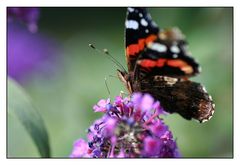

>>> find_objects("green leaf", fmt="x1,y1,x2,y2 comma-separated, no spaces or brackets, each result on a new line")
8,78,51,157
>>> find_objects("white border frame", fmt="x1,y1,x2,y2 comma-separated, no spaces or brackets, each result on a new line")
0,0,239,164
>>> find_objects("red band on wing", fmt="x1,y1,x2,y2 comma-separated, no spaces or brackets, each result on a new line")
138,59,167,68
167,59,193,74
126,34,157,57
138,59,157,68
157,59,167,67
167,60,187,67
138,59,193,74
145,35,157,43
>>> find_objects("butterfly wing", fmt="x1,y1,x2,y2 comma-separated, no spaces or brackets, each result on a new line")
125,7,159,72
137,76,215,122
125,7,200,79
136,27,201,79
124,7,214,122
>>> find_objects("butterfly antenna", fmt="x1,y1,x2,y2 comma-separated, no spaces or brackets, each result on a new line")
102,48,127,72
104,77,111,98
89,44,127,72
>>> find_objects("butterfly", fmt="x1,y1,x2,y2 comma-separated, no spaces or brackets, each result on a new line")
117,7,215,123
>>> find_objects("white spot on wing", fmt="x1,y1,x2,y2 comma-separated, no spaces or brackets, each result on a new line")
139,13,143,17
209,95,212,101
145,29,149,33
148,43,167,53
140,18,148,27
212,104,215,109
164,77,178,85
173,54,178,58
128,7,134,12
125,20,139,30
201,119,208,123
212,109,215,115
170,45,180,54
202,86,207,93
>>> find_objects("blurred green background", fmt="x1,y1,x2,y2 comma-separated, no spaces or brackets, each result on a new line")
7,7,233,158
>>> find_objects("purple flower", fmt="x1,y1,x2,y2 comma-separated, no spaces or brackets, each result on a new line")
70,139,90,158
70,93,180,158
7,23,61,84
7,7,40,33
148,120,168,138
140,93,155,111
143,137,161,157
102,118,117,137
93,98,110,112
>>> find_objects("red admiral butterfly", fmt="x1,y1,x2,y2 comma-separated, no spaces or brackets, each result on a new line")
118,7,215,123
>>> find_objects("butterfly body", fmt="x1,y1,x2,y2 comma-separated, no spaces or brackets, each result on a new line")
119,7,215,123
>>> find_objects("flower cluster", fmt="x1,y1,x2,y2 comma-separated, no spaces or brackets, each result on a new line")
70,93,180,158
7,7,40,33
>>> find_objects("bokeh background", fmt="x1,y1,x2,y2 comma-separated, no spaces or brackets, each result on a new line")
7,7,233,158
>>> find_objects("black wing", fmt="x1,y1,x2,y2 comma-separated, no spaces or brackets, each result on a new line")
125,7,159,72
137,76,215,122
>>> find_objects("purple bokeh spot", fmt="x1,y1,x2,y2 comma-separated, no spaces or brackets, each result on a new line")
7,23,61,84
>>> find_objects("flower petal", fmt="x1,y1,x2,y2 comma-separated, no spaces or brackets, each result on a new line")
70,139,89,158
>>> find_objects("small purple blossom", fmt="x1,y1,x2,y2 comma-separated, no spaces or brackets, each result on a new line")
143,136,161,157
7,7,40,33
149,120,168,138
93,98,110,112
71,93,180,158
70,139,90,158
140,93,155,112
